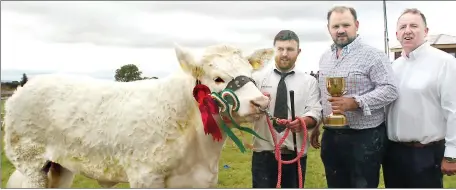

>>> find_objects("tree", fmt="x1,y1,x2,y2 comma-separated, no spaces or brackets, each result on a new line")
142,76,158,80
10,81,20,89
114,64,143,82
20,73,28,87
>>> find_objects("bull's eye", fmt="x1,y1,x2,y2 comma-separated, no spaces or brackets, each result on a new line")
214,77,225,83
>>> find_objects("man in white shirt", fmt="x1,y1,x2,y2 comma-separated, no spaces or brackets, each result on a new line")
251,30,322,188
384,8,456,188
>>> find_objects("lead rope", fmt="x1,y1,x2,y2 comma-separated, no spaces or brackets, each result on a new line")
265,116,308,188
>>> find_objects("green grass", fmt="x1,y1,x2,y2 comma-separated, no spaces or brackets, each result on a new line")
1,99,456,188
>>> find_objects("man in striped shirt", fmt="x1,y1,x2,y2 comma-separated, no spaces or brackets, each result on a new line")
314,6,398,188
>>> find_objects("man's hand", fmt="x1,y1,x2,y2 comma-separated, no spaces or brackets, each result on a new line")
328,97,359,114
285,116,316,133
285,118,302,133
442,159,456,176
310,126,321,149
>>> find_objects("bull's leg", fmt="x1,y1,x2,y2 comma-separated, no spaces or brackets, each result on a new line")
128,172,165,188
22,169,48,188
6,169,26,188
48,163,75,188
5,145,49,188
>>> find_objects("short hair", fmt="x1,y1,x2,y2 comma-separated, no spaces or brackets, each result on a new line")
273,30,300,47
327,6,358,22
398,8,427,27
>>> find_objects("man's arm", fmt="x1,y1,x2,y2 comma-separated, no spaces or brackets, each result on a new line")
301,77,323,129
441,58,456,158
353,51,399,116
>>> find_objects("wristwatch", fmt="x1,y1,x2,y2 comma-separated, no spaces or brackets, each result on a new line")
444,157,456,163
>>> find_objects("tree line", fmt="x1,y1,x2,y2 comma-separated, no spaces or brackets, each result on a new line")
1,73,28,90
1,64,157,90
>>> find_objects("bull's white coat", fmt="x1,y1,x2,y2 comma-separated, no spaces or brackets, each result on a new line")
3,44,274,188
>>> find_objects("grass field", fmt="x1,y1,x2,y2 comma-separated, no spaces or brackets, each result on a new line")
1,99,455,188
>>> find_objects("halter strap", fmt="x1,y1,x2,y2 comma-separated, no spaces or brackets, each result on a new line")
195,75,256,93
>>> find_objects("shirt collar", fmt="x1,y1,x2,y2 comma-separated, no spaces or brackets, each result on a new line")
330,34,361,54
273,63,297,74
401,41,429,60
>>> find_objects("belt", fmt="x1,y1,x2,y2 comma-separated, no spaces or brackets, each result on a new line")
272,148,295,155
395,139,445,148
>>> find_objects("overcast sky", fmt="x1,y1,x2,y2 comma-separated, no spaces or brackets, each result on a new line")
2,1,455,81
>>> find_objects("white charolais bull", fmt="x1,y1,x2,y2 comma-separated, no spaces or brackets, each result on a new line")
3,43,274,188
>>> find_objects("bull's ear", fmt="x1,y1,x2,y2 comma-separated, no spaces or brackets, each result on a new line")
174,43,204,78
246,48,275,71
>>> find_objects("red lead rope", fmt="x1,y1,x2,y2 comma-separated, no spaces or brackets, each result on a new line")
265,116,308,188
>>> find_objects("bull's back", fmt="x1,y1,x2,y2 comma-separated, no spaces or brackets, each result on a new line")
4,73,201,182
4,74,143,182
5,74,115,134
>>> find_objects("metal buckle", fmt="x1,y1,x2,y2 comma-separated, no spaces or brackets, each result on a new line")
257,106,276,120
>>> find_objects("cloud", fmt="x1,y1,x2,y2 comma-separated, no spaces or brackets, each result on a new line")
2,1,455,81
0,1,385,49
113,1,386,21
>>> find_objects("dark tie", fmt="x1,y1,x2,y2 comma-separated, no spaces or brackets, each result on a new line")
273,69,295,133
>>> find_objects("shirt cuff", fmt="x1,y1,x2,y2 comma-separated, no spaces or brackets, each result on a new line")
444,146,456,158
302,112,320,124
353,96,371,116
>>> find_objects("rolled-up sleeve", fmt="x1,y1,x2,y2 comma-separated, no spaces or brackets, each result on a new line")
302,77,322,124
354,52,398,116
442,58,456,158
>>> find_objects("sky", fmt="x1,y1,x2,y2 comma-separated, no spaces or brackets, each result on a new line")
2,1,456,81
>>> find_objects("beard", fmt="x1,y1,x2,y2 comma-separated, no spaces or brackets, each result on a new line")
333,34,357,48
275,56,297,71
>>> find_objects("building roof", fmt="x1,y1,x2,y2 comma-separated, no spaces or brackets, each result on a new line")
390,34,456,52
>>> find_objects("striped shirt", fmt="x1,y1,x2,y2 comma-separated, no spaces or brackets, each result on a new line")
318,36,398,129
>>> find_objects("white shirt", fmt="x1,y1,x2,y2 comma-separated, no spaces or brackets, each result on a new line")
251,64,323,154
386,42,456,158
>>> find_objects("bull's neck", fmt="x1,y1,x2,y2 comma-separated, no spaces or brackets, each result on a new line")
169,72,229,166
195,115,229,154
192,115,228,175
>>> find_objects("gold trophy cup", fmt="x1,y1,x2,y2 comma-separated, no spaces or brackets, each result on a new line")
324,77,347,127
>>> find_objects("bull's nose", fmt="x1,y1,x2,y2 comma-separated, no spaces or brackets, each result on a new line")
250,96,270,109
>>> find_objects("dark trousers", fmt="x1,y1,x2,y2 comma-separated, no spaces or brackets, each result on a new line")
320,122,387,188
382,139,445,188
252,151,307,188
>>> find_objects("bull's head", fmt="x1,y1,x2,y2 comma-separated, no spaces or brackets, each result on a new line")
175,43,273,123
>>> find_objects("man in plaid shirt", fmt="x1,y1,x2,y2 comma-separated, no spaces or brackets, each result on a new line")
311,6,398,188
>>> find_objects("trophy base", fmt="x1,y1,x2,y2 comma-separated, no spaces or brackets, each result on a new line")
323,115,349,129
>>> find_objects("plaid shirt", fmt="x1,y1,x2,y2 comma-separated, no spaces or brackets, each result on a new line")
318,36,398,129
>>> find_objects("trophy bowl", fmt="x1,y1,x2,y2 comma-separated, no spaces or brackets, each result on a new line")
324,77,347,127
